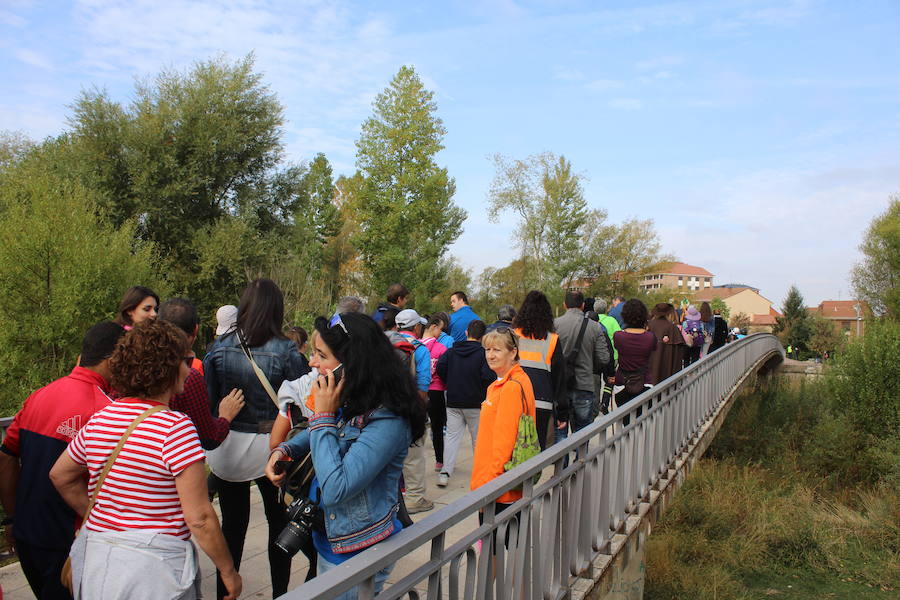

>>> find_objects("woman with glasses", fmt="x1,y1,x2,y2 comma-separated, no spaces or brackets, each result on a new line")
512,290,567,449
203,278,308,599
265,312,426,599
50,320,242,599
470,327,536,522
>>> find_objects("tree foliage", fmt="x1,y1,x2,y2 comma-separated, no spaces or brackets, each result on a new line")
352,65,466,307
0,164,161,413
587,218,674,300
774,285,811,351
852,197,900,318
807,313,846,358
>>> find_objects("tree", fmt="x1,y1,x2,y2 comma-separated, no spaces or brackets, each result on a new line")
730,312,752,331
488,153,591,292
0,164,161,413
852,197,900,318
352,65,466,306
67,54,285,268
587,219,674,300
808,313,846,358
710,297,732,321
774,285,812,351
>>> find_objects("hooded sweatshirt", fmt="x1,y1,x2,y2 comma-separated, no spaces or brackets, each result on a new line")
435,340,496,409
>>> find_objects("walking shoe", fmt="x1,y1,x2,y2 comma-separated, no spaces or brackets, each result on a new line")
437,472,449,487
405,497,434,514
434,462,443,472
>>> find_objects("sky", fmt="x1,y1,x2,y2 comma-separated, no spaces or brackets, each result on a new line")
2,0,899,307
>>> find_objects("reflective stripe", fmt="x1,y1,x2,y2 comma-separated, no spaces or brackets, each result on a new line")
515,330,558,372
534,400,554,411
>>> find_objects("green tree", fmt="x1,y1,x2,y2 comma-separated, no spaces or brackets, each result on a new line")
852,197,900,318
0,166,161,413
774,285,812,352
808,313,846,358
587,219,673,300
67,54,285,268
710,297,731,321
353,65,466,306
488,153,591,293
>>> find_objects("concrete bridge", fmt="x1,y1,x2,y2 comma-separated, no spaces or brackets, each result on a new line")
0,334,784,599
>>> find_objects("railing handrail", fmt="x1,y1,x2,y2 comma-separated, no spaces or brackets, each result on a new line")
281,333,784,599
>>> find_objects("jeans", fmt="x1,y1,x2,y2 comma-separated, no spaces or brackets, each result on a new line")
443,407,480,476
317,553,394,599
212,474,291,599
568,389,595,432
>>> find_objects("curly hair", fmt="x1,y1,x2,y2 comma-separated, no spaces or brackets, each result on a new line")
109,320,189,398
513,290,555,339
621,298,649,329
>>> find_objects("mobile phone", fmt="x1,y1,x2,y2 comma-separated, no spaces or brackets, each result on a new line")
274,458,293,475
330,363,344,385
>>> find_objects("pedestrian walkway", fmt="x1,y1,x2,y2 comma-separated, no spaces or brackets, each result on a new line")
0,433,478,599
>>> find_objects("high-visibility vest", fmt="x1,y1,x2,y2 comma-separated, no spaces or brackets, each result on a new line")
514,329,558,372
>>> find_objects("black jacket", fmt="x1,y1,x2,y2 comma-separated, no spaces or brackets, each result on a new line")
435,340,496,409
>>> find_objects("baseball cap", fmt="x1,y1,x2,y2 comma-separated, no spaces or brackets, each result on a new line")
215,305,238,336
395,309,426,329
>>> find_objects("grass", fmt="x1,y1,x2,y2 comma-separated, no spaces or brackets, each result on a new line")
644,378,899,600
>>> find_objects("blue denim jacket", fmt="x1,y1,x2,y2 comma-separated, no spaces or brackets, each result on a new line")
279,407,410,553
203,332,309,431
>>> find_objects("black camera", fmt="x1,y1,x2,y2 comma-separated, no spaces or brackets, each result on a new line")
274,496,323,557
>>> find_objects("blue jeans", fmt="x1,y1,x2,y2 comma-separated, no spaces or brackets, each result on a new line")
317,553,394,599
569,389,596,432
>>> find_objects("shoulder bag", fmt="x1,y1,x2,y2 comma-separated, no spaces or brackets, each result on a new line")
61,405,166,594
503,378,542,489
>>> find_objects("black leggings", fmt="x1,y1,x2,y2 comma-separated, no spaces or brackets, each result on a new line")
16,537,72,600
536,408,553,450
427,390,447,463
212,474,292,599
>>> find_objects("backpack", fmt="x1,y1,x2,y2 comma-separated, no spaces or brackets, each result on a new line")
684,321,705,348
391,336,419,380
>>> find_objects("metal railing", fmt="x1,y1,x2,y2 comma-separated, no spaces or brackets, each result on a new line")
284,334,784,600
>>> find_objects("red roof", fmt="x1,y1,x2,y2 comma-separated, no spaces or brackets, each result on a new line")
653,262,714,277
812,300,869,320
693,286,748,301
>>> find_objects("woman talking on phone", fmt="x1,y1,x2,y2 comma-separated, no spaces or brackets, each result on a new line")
265,312,426,599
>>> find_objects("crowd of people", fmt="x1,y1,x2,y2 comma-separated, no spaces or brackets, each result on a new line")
0,279,739,599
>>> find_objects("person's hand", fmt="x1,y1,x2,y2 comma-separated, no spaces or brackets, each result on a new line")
556,420,567,430
220,567,242,600
662,335,670,343
606,376,615,385
313,369,345,413
265,449,287,487
219,389,245,422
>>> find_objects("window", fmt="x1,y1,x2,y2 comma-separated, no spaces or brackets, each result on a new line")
842,321,851,331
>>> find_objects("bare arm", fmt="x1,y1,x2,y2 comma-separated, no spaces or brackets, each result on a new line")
270,414,291,449
0,452,20,551
176,461,242,600
49,452,89,517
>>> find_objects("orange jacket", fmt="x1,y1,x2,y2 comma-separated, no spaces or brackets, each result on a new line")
470,363,536,504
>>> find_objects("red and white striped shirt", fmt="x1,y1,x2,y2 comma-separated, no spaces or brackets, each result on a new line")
67,398,206,539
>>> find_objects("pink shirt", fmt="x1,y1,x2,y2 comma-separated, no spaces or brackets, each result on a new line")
422,337,448,391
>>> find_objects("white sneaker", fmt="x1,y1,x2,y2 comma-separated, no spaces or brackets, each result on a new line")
437,472,449,487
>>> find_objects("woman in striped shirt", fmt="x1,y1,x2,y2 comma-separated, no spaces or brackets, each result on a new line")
51,320,241,599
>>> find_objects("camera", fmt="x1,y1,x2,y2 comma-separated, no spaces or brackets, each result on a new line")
274,496,323,557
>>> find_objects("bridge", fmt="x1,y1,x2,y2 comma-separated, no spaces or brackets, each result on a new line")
0,334,783,599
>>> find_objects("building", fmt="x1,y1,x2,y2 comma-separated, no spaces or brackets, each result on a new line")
692,285,781,333
807,300,869,338
639,262,714,293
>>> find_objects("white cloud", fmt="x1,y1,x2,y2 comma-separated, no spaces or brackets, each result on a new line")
14,48,52,69
607,97,642,110
635,55,684,71
0,9,27,27
586,78,623,92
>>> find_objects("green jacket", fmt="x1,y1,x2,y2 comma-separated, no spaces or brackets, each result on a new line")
598,313,621,361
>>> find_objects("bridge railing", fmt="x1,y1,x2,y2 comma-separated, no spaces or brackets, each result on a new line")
280,333,783,600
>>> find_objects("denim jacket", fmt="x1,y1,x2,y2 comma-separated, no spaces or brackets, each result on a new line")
203,332,309,432
279,407,410,554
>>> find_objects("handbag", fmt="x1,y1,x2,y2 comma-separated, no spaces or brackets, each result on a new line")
61,405,165,594
503,379,542,489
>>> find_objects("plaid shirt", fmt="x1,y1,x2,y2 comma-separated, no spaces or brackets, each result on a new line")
170,368,230,449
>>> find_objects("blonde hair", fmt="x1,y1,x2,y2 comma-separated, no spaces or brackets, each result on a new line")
482,328,519,360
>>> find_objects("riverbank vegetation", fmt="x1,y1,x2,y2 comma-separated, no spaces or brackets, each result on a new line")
645,319,899,599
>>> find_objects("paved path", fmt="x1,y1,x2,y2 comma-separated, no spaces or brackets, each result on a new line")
0,432,479,599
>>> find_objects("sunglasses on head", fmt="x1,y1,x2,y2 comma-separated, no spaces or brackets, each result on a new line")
329,313,350,337
493,326,518,348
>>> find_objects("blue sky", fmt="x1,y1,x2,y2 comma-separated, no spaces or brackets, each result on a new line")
2,0,899,307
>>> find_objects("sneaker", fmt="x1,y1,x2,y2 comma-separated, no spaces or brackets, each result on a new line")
434,462,443,472
437,473,449,487
405,497,434,514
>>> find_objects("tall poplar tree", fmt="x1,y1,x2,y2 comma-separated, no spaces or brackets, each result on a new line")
352,66,466,307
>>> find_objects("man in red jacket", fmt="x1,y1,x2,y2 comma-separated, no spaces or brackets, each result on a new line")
0,321,125,600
